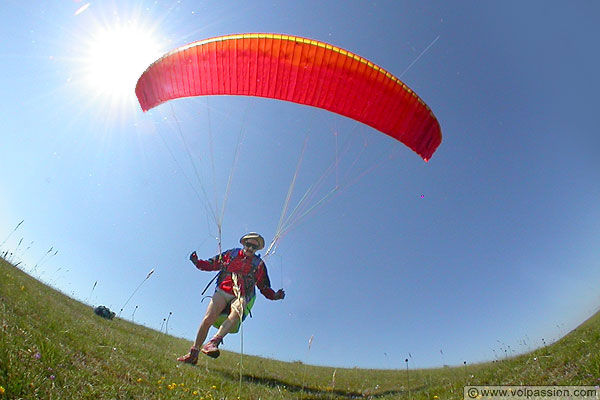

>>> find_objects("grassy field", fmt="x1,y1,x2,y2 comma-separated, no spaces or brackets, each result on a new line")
1,257,599,399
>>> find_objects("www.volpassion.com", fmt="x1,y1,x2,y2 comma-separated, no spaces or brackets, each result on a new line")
464,386,599,400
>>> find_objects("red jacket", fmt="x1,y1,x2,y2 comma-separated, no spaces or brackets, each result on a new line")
194,248,278,300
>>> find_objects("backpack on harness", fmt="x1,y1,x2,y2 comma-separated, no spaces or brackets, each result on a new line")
93,305,115,320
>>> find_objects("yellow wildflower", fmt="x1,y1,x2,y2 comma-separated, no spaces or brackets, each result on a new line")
136,378,143,383
211,385,217,390
192,391,198,396
0,386,5,395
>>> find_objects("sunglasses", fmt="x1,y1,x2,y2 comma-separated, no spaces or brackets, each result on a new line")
244,242,258,250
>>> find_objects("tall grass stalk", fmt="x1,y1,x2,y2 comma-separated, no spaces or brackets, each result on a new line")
131,305,138,323
118,268,154,317
300,334,314,399
86,281,97,305
405,358,410,398
0,219,24,250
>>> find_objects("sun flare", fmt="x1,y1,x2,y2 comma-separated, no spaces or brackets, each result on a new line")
84,22,163,102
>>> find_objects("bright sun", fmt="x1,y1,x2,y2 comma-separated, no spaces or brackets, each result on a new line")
84,23,164,102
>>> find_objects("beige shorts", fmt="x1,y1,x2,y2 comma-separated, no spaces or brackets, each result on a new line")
215,288,236,302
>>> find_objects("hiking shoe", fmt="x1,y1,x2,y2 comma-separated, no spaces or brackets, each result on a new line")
201,336,223,358
177,347,199,365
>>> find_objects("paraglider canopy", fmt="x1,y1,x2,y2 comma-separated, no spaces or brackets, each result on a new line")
135,33,442,161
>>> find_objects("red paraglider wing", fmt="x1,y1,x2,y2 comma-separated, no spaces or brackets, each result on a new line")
135,33,441,161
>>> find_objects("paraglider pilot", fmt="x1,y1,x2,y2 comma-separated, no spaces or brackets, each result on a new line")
178,232,285,363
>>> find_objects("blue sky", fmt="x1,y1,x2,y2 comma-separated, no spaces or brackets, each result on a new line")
1,1,599,369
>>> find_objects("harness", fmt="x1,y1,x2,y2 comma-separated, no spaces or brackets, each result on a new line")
201,248,262,300
202,248,262,333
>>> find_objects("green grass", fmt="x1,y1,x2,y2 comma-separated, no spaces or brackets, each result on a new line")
1,257,599,399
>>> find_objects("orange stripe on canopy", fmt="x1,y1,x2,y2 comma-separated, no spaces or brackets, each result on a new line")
135,33,442,161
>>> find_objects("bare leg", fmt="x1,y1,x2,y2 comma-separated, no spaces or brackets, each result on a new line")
215,296,246,339
192,291,228,349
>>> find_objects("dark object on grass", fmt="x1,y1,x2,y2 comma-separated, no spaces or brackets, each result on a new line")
93,305,115,320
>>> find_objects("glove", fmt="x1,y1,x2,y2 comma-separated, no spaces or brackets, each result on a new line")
189,251,198,265
260,287,285,300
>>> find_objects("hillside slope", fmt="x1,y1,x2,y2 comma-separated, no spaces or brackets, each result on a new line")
1,258,599,399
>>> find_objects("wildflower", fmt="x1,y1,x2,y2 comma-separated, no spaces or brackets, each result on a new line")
49,375,55,380
0,386,5,395
34,352,41,360
192,391,198,396
136,378,143,383
211,385,217,390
